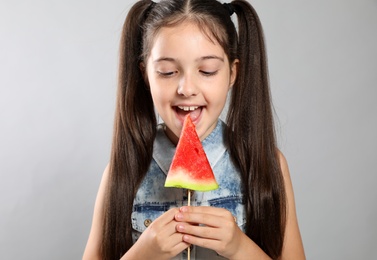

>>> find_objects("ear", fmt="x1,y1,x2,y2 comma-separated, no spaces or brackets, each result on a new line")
229,59,239,88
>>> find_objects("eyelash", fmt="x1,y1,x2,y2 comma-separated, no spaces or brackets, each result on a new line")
200,70,218,77
156,70,218,78
157,71,175,78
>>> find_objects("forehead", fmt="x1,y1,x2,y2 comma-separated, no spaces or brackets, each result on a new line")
149,22,226,61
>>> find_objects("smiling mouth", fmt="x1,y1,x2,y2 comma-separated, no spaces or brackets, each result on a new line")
177,106,199,111
175,106,203,121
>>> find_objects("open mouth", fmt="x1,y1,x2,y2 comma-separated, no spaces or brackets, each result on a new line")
177,106,199,111
175,106,203,121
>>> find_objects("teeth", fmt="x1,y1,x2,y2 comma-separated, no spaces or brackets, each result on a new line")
178,106,199,111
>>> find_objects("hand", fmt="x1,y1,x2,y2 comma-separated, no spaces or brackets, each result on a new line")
174,206,247,259
126,208,189,260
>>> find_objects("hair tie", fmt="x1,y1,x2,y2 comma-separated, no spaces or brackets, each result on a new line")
223,2,235,16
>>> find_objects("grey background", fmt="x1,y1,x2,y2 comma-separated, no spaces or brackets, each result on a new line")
1,0,376,259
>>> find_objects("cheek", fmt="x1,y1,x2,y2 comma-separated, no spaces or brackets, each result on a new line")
149,86,162,105
209,78,231,104
147,74,161,103
149,84,171,111
148,77,177,106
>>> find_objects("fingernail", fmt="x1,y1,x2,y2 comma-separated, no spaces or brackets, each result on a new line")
176,213,183,220
183,234,190,242
177,224,184,231
180,206,188,212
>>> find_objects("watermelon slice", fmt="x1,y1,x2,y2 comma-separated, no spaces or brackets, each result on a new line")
164,115,218,191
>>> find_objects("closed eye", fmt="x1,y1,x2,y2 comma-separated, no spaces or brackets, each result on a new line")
200,70,218,76
157,71,176,78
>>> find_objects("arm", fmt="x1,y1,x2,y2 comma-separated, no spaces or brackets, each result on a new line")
232,152,305,259
82,165,110,260
234,152,305,259
279,152,306,260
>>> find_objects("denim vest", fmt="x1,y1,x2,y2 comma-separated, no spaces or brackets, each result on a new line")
131,120,246,260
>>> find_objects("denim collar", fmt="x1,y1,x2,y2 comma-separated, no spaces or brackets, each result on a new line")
153,120,227,175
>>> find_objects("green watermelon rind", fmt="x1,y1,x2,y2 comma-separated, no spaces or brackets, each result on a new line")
165,170,219,191
164,182,219,192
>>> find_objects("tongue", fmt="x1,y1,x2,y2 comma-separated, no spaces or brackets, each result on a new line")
176,107,202,121
189,108,201,120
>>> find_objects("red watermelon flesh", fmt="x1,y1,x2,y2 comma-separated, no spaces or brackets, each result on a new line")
164,115,219,191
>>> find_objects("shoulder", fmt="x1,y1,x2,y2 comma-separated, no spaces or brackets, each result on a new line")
277,150,292,184
277,150,297,195
276,150,294,212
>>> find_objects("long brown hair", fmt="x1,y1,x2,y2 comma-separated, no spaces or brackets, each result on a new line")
102,0,286,259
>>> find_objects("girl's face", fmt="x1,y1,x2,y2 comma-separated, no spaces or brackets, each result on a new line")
146,21,237,144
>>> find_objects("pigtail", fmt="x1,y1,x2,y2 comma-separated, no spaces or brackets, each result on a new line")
102,1,156,259
227,1,287,258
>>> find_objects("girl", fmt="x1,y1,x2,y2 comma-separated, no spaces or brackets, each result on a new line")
83,0,305,259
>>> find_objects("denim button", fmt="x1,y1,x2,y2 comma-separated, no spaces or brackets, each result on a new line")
144,219,152,227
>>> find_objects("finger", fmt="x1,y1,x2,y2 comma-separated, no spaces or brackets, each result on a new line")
148,220,190,256
148,208,180,235
159,231,190,251
175,211,234,228
180,206,233,218
145,209,183,244
155,218,183,239
182,234,221,251
155,208,180,226
176,222,224,240
170,233,191,254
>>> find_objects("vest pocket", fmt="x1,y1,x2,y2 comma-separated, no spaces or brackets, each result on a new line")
207,195,246,230
131,203,178,242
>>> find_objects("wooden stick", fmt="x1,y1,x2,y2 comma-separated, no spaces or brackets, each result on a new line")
188,189,191,207
187,189,191,260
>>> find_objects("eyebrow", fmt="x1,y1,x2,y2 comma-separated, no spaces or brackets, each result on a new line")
153,55,224,63
199,55,224,62
153,57,176,63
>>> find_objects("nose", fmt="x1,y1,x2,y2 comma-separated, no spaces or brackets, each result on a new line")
177,74,199,97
